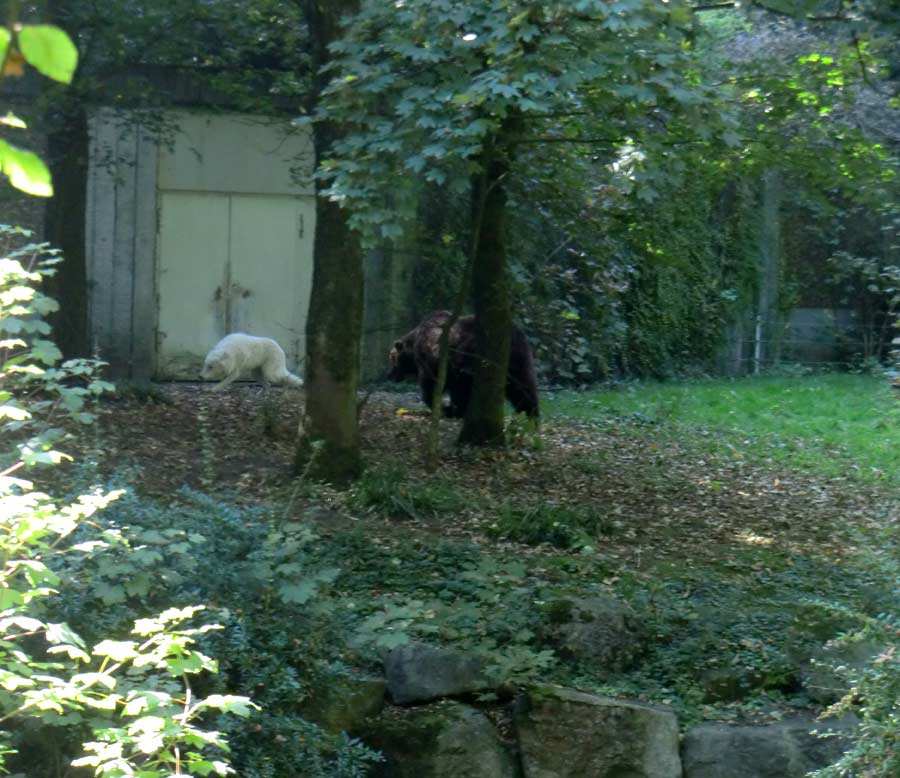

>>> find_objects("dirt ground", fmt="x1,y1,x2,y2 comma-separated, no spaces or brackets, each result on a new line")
54,382,893,571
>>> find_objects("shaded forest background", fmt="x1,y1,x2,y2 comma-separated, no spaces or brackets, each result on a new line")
1,1,897,386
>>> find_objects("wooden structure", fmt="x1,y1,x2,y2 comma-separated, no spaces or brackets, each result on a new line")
85,109,316,381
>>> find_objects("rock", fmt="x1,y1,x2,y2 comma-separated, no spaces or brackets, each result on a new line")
364,700,516,778
682,716,857,778
385,642,490,704
515,685,681,778
544,595,641,673
300,670,386,735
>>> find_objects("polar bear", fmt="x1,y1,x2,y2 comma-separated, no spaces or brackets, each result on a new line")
201,333,303,391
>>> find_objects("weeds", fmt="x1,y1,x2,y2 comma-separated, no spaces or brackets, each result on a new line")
348,464,467,520
487,501,614,549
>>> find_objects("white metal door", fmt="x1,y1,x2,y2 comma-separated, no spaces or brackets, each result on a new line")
229,195,314,371
155,192,314,379
156,191,229,378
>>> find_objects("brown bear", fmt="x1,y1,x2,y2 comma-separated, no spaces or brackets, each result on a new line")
388,310,539,418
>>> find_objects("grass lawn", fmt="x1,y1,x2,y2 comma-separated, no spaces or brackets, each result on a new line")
545,372,900,485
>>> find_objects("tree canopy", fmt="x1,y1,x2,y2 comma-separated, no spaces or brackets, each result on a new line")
317,0,728,243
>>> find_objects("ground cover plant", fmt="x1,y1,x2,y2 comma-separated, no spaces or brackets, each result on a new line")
44,374,899,749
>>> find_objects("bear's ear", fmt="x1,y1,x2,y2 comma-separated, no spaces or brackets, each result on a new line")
394,339,404,351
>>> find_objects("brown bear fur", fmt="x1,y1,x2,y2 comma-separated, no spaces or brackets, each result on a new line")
388,310,539,418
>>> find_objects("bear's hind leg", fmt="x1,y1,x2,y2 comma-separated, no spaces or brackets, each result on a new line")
506,375,539,418
419,374,436,409
445,374,472,418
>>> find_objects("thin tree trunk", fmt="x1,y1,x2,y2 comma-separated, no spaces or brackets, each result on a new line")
294,0,364,483
424,170,488,469
458,123,518,446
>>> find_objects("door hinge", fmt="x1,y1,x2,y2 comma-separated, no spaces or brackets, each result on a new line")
298,213,304,239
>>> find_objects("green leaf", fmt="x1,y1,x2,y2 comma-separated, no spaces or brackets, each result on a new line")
0,28,10,64
0,588,25,610
278,580,319,604
30,338,62,365
45,621,87,649
46,643,91,662
71,671,117,690
0,615,43,632
0,112,26,129
194,694,258,717
0,140,53,196
93,639,138,661
93,581,126,605
18,25,78,84
167,652,205,675
0,671,34,690
0,403,29,421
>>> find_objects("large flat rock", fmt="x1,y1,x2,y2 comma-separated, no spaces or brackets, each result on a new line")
515,685,682,778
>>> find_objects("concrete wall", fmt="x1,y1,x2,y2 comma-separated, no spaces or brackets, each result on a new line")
85,109,161,380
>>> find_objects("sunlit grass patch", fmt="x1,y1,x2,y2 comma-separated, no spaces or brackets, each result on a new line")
545,373,900,484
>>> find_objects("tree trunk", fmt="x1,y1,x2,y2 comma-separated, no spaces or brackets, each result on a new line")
458,125,517,446
42,1,88,359
294,0,364,483
295,185,364,482
44,104,89,360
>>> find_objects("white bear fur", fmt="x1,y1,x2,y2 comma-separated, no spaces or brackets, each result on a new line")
201,333,303,391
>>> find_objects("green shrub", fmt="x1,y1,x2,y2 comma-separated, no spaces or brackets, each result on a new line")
810,542,900,778
1,230,255,776
43,483,388,778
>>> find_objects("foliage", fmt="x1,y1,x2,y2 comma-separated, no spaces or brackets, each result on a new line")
49,0,309,113
0,230,112,469
828,249,900,365
0,233,255,776
579,548,882,723
41,480,385,778
508,0,900,381
0,18,77,195
353,553,556,685
317,0,716,246
451,110,762,383
310,0,898,383
810,538,900,778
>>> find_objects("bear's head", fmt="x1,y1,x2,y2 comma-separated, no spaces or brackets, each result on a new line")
201,351,231,381
388,334,417,381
